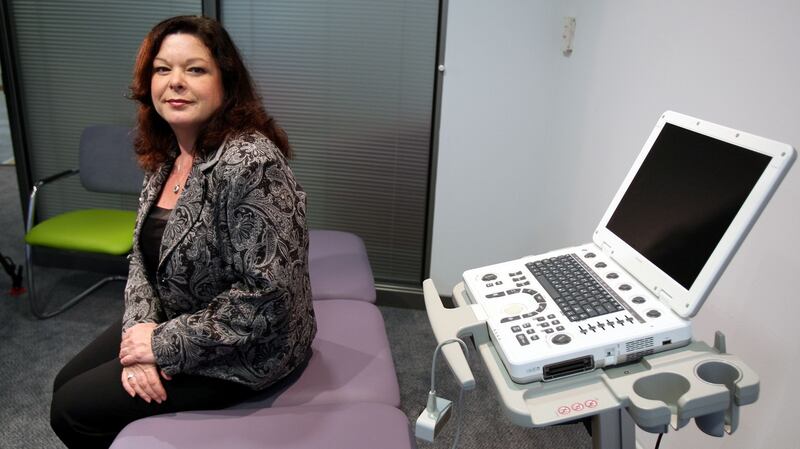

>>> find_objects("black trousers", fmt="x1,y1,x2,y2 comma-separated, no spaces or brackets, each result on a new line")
50,319,255,449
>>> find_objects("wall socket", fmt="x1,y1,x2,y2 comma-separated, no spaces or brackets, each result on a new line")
563,16,576,56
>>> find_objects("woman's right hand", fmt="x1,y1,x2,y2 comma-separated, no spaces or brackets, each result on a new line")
121,363,172,404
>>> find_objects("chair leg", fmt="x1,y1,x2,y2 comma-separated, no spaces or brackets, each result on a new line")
26,244,126,319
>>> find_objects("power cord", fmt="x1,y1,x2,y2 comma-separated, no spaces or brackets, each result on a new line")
416,337,470,449
0,250,24,295
654,433,664,449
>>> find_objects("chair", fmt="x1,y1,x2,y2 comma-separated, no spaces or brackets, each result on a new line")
24,125,143,319
110,233,414,449
111,402,417,449
308,230,376,303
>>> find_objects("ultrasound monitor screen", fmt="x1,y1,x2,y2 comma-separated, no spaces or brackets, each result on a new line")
606,123,771,289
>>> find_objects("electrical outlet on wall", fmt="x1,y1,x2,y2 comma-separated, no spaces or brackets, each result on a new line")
562,16,576,56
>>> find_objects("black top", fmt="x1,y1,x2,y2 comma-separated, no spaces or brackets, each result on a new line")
140,206,172,280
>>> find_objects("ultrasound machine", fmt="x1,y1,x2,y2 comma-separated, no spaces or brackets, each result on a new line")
419,111,795,448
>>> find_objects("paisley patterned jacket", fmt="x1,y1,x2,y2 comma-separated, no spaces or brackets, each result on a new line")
122,132,316,390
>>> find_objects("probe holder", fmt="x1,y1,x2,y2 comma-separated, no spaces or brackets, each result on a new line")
423,279,759,437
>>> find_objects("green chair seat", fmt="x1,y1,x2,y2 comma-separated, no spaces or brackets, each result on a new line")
25,209,136,256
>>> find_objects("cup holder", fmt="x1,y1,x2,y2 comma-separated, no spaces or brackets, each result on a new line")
632,373,692,431
633,372,691,405
695,361,741,389
694,360,742,436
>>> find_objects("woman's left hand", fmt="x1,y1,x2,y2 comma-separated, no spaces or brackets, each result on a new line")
119,322,158,366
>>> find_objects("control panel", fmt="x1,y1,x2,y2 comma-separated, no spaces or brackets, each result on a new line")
463,244,692,383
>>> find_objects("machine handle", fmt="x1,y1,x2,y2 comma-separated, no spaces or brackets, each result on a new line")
423,278,476,390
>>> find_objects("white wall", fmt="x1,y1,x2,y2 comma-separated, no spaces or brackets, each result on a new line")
431,1,800,448
432,0,561,293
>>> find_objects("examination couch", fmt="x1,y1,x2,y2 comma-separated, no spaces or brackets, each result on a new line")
110,230,416,449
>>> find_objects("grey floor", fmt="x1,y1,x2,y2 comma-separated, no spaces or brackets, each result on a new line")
0,165,591,448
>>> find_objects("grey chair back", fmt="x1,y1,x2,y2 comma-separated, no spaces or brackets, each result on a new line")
79,125,144,195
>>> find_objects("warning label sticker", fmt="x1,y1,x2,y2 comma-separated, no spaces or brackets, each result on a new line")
555,399,599,417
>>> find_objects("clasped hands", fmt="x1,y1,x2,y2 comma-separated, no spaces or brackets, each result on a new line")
119,323,172,404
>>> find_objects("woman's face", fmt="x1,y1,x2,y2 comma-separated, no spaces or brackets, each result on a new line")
151,33,223,137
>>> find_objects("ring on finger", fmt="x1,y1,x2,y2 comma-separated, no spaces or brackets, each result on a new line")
127,373,135,380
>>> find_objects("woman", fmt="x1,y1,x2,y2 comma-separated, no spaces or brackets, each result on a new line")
50,16,316,448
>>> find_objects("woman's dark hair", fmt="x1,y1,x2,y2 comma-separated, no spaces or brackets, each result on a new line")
130,15,291,171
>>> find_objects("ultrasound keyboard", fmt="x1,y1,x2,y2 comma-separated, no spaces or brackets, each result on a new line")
462,244,692,383
526,254,625,322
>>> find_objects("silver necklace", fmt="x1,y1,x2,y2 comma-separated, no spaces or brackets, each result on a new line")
172,158,191,194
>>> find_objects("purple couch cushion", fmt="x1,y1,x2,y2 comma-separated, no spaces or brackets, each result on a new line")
309,230,376,303
232,299,400,409
111,402,417,449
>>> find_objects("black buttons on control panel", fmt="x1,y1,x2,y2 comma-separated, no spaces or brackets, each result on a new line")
606,272,619,279
619,284,631,291
552,334,571,345
481,273,497,281
632,297,646,304
527,253,626,323
595,262,607,268
516,334,529,346
646,310,661,318
584,252,596,258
